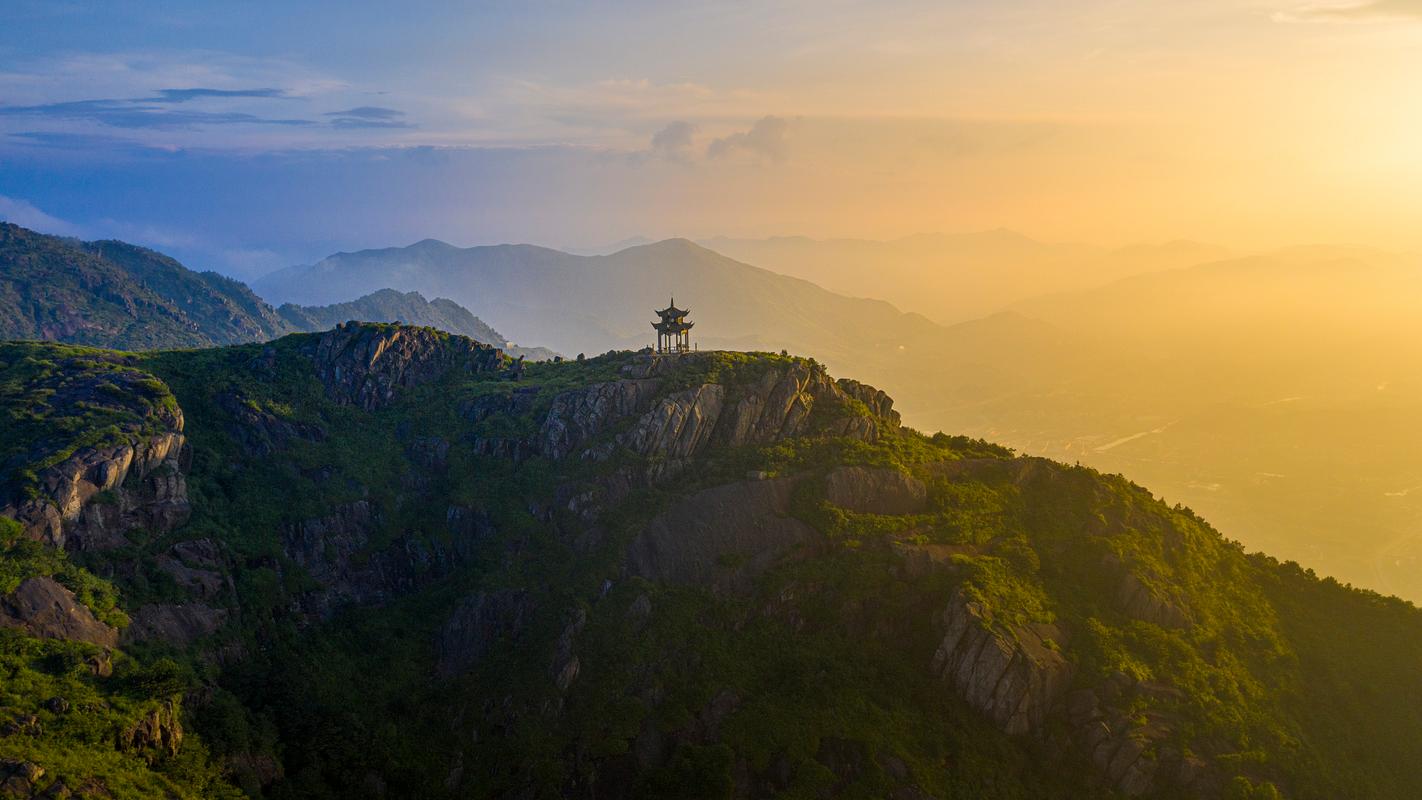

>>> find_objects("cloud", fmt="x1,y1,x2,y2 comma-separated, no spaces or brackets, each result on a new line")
707,116,791,162
324,106,404,120
0,195,86,237
645,121,698,163
328,117,415,129
325,105,415,129
152,87,287,102
1280,0,1422,21
0,97,315,129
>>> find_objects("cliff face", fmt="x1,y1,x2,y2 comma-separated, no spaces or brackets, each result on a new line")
306,322,505,410
1,353,189,550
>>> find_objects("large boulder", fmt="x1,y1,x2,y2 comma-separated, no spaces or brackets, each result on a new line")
0,576,118,648
824,466,928,515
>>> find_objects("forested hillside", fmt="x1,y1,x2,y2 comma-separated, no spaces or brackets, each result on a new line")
1,327,1419,798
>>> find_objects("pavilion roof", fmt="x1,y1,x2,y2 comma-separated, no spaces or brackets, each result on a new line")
654,297,690,318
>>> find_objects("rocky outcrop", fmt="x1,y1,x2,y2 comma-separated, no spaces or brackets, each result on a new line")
539,379,661,460
1112,564,1192,630
6,431,187,551
619,385,726,460
460,386,540,424
218,391,326,456
0,759,45,799
714,365,818,447
154,538,231,601
122,603,227,647
463,357,898,480
1,352,189,550
307,323,503,411
550,608,586,692
282,501,487,619
835,378,901,428
437,589,535,678
930,591,1069,736
627,477,817,592
116,699,183,758
0,577,118,648
1063,678,1210,796
823,466,927,515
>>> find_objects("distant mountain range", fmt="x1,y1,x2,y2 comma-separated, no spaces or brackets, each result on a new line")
251,237,969,381
0,223,553,358
701,231,1231,323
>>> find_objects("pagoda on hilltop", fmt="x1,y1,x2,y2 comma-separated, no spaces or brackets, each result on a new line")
652,297,694,355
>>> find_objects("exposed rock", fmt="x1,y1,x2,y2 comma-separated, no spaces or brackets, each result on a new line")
930,591,1069,736
1114,567,1192,630
154,549,228,601
823,466,928,515
0,759,44,799
217,391,326,456
619,384,726,460
1,356,188,549
116,699,182,758
437,590,535,678
282,501,478,619
714,365,819,447
6,431,187,551
0,577,118,648
405,436,450,470
445,505,496,541
539,379,660,459
459,386,540,424
121,603,227,646
551,608,587,692
306,323,503,411
836,378,902,428
470,436,537,462
627,477,817,592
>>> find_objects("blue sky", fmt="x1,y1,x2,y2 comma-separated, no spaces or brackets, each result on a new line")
3,1,1421,279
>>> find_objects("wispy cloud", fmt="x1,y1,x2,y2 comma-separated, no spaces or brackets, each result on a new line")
324,106,404,120
151,87,287,102
0,195,86,237
0,93,314,129
324,105,415,129
1278,0,1422,21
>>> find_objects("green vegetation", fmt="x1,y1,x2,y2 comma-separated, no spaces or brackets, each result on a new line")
0,342,180,502
2,333,1422,798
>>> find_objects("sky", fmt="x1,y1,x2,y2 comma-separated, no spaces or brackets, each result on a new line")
2,0,1422,278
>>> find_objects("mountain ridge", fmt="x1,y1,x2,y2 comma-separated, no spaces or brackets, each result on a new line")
0,222,554,358
1,326,1421,797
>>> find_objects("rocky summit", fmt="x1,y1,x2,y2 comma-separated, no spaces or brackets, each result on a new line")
0,324,1421,799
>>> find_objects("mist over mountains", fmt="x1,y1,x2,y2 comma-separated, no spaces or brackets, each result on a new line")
254,237,949,369
701,232,1232,324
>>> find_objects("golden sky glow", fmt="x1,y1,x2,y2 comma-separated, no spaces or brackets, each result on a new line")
4,1,1422,266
